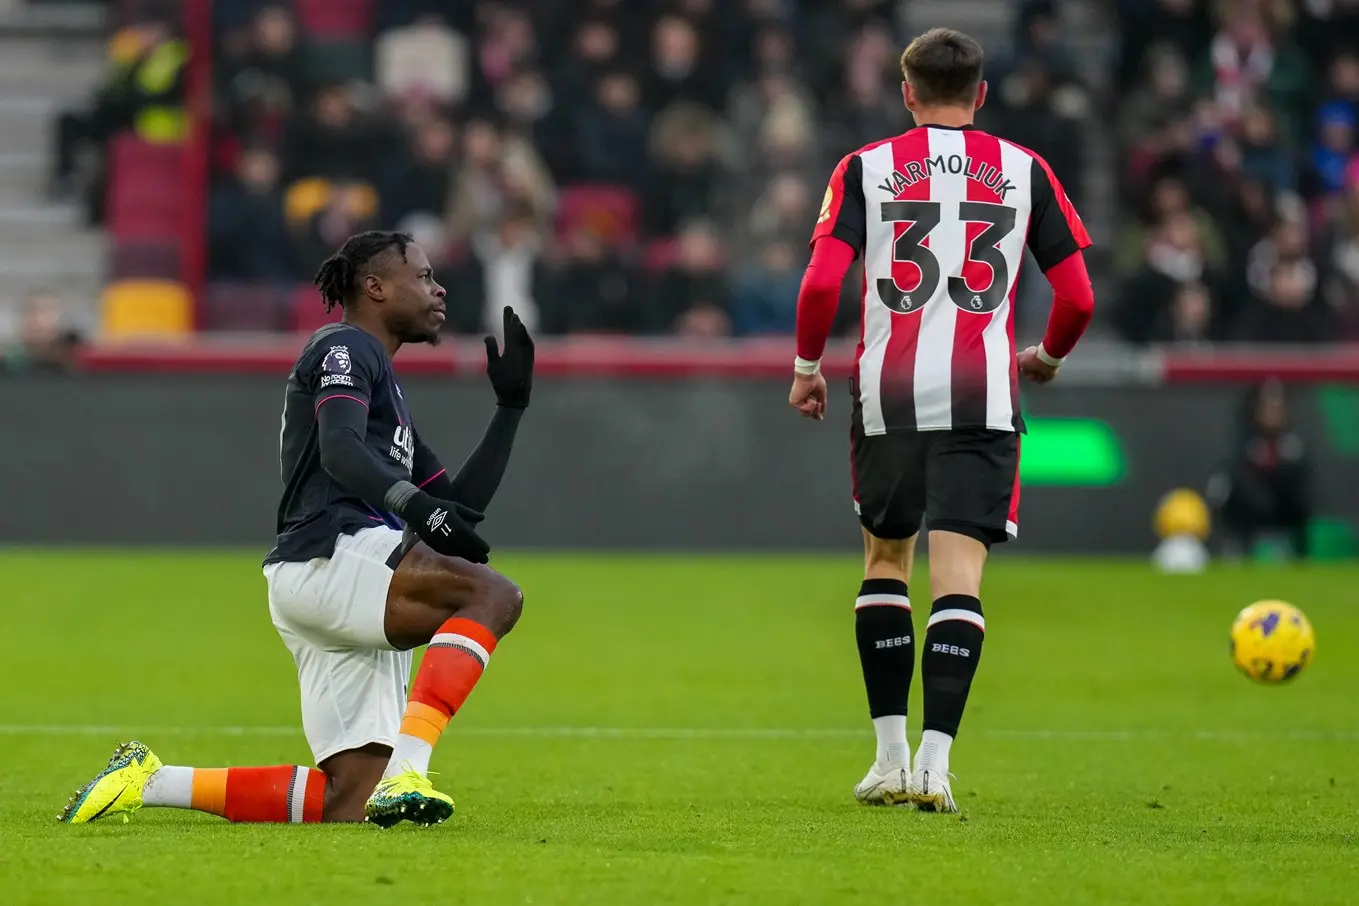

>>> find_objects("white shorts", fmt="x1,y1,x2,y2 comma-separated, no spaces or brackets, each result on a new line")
263,526,413,764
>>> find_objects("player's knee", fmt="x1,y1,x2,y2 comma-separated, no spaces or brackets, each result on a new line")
486,573,524,635
863,530,915,580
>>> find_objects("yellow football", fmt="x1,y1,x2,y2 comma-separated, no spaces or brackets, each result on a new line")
1230,600,1315,684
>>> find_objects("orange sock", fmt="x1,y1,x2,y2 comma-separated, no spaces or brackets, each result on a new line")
187,766,325,823
386,617,498,776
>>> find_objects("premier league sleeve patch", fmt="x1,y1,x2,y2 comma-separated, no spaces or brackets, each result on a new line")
320,345,355,387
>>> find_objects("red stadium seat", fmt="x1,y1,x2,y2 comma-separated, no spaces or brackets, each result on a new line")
107,134,185,240
201,282,291,332
554,185,640,247
293,0,373,40
110,240,181,280
289,283,342,333
642,239,681,272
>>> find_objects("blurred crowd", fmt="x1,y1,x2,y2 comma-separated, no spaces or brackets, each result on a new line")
1109,0,1359,344
203,0,1092,338
58,0,1359,344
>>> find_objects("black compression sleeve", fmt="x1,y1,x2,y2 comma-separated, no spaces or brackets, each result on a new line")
316,395,408,511
448,405,524,513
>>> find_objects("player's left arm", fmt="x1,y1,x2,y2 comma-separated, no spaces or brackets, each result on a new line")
412,306,535,513
791,153,865,418
1019,152,1096,382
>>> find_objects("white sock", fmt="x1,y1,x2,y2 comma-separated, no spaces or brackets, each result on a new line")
916,729,953,775
141,765,193,808
382,736,434,780
872,715,909,766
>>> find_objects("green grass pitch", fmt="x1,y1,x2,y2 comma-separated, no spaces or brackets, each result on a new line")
1,551,1356,905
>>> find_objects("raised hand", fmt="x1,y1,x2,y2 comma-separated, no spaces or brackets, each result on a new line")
484,306,535,409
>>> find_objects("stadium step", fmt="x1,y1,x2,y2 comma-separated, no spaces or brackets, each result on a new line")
0,30,109,338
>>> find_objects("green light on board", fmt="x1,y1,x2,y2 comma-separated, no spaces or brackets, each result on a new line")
1021,418,1126,487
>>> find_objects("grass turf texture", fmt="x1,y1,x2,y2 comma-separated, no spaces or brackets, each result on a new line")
1,552,1356,906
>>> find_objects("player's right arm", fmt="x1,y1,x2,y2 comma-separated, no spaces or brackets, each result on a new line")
312,335,490,563
1019,153,1096,383
790,153,865,418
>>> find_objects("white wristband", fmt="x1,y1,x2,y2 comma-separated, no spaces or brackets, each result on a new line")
794,357,821,376
1035,344,1064,368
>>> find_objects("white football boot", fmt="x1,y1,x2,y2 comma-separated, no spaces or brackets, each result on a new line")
910,766,958,813
853,761,912,805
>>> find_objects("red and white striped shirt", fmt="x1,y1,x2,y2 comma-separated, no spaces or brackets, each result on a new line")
803,125,1092,434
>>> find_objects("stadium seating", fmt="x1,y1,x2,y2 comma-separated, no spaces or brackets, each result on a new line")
288,284,342,334
293,0,373,41
109,240,181,281
200,282,290,332
100,279,194,339
106,135,184,242
554,185,641,248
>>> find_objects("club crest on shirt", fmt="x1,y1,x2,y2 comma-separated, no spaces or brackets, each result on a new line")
818,185,834,223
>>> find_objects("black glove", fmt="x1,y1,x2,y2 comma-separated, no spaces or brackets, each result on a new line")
400,490,490,563
484,306,535,409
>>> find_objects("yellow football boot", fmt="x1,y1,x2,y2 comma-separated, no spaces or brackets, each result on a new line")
57,741,162,824
364,767,454,828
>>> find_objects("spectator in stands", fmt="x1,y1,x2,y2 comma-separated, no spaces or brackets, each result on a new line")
745,172,814,251
471,203,545,337
1158,280,1217,345
729,239,801,336
216,5,301,144
379,118,457,228
1114,211,1229,344
820,22,907,156
646,15,724,112
1002,0,1079,84
990,57,1088,204
208,145,293,281
1114,0,1213,94
1210,379,1312,559
538,226,641,334
282,84,380,184
51,14,188,217
1306,102,1357,198
644,103,724,237
446,118,555,247
469,4,539,110
1195,4,1311,145
1242,258,1328,342
1,290,81,376
375,13,470,109
294,183,380,281
554,17,623,112
649,219,729,334
573,71,651,192
496,69,574,186
1117,44,1192,165
1114,175,1228,278
1238,106,1295,191
1320,177,1359,335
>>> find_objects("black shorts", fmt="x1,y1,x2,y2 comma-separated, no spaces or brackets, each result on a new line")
850,423,1020,545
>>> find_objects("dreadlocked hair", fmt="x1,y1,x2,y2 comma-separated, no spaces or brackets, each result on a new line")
313,230,414,312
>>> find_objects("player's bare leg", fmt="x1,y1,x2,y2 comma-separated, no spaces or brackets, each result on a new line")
360,541,523,827
853,528,919,805
911,528,989,812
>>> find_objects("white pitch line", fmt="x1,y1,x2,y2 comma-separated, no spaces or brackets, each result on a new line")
0,725,1357,742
